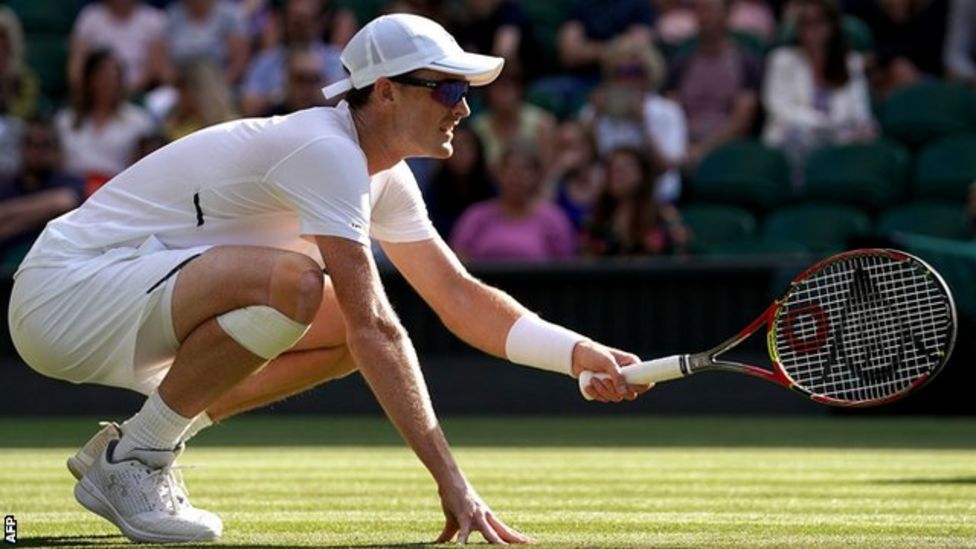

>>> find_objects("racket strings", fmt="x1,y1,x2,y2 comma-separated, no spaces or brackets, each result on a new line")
773,253,952,403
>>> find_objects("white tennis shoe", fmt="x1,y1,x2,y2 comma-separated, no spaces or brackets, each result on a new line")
67,421,122,480
74,440,223,543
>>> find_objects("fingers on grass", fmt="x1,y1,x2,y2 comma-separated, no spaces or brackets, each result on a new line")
475,513,505,545
435,522,457,544
487,513,532,544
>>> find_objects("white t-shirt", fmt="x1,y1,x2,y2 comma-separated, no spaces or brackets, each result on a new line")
72,3,167,89
55,103,156,179
21,102,436,271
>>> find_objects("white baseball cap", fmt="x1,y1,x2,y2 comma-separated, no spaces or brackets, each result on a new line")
322,13,505,99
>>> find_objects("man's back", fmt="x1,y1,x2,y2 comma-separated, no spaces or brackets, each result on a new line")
19,106,371,271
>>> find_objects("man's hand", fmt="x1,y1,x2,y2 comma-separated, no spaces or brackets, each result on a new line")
435,481,532,545
572,341,653,402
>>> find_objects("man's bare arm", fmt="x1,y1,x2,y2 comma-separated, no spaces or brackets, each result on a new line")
381,237,644,401
318,235,529,544
317,235,462,483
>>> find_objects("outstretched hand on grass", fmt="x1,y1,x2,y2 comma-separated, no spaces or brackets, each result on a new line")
435,482,532,545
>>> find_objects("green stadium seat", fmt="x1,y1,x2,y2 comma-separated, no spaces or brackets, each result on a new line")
691,140,792,212
778,15,873,52
7,0,80,34
762,203,870,253
333,0,386,27
913,134,976,201
24,34,68,102
841,16,874,52
876,201,970,240
519,0,573,73
802,140,910,210
881,81,976,148
681,203,758,253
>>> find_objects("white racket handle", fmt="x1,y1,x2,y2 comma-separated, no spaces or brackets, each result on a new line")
579,355,686,401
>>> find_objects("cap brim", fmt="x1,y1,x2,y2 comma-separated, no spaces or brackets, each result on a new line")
427,52,504,87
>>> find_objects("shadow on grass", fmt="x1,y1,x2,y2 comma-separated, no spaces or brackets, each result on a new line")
875,476,976,485
19,537,432,548
17,534,125,547
3,416,976,449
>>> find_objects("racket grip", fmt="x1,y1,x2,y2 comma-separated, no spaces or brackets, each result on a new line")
578,355,686,401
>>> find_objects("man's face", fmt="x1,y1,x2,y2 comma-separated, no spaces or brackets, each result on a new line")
388,69,472,159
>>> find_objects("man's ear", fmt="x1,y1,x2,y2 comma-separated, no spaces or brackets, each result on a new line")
373,77,397,106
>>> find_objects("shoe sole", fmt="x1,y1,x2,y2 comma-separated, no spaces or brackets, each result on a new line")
74,477,220,543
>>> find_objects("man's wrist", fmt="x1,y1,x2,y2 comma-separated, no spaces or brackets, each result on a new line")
505,314,586,376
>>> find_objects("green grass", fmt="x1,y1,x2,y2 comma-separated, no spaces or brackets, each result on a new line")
2,416,975,548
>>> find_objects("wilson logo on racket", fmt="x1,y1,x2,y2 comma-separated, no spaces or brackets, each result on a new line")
580,249,957,407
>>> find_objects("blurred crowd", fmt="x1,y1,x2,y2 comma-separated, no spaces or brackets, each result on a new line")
1,0,975,267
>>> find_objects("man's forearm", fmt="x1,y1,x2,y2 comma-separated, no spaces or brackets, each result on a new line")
348,320,464,489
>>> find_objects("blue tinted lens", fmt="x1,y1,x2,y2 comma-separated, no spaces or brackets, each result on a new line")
432,80,469,107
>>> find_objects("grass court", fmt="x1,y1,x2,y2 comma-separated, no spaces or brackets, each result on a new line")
2,416,974,548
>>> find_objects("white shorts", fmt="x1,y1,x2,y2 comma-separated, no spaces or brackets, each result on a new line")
8,236,211,395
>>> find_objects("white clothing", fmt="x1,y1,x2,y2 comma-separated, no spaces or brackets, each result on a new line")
55,104,156,179
581,93,688,203
72,3,167,89
10,102,436,393
761,47,874,146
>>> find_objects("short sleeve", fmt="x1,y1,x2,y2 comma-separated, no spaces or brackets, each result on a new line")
370,161,438,243
268,137,371,245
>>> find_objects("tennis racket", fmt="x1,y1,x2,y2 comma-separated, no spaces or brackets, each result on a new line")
580,249,957,407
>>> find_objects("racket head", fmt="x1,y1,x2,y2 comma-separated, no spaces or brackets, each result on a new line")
767,249,956,407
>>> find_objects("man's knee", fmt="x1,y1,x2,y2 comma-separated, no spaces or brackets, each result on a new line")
214,253,322,361
268,253,324,324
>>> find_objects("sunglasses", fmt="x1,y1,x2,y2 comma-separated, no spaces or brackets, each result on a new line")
389,75,470,107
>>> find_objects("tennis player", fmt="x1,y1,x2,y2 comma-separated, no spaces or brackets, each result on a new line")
8,14,648,545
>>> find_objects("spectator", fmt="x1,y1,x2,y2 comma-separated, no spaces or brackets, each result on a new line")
729,0,777,44
580,37,687,204
470,65,558,170
0,119,84,262
163,59,237,141
655,0,699,49
657,0,776,49
944,0,976,85
451,0,542,79
165,0,250,85
845,0,949,96
69,0,168,94
558,0,655,79
239,0,346,116
0,10,26,182
665,0,761,169
549,121,604,232
763,0,875,185
0,7,39,119
424,125,495,238
451,146,576,261
263,46,329,115
55,49,156,195
584,147,689,256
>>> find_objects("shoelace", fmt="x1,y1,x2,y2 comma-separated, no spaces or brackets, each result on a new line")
142,465,196,514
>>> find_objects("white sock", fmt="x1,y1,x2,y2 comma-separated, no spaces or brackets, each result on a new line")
181,412,213,443
114,391,194,460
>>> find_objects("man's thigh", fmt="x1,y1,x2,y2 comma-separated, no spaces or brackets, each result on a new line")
169,245,324,343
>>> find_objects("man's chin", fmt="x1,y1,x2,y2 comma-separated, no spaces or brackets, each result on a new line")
432,143,454,159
